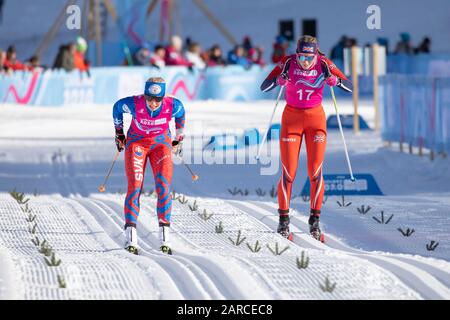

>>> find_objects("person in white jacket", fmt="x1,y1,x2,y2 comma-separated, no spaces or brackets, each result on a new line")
185,42,206,69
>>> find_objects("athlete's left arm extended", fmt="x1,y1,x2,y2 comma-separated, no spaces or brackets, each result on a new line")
172,98,185,139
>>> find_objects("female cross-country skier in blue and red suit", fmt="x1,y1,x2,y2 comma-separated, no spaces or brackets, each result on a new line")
113,76,185,255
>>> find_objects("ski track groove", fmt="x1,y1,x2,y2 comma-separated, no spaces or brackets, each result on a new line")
87,197,236,300
137,199,285,300
37,153,237,300
256,201,450,288
134,194,422,299
74,197,217,300
0,197,168,299
229,200,450,300
96,196,277,300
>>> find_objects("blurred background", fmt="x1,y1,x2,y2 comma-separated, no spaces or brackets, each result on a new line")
0,0,447,69
1,0,450,152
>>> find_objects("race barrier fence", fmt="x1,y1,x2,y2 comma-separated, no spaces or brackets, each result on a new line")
0,65,367,107
380,74,450,156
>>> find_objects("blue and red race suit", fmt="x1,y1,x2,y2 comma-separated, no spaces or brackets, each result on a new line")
113,95,185,227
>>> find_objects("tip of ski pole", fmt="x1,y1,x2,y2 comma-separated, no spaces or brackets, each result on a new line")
255,155,260,161
98,185,106,193
351,177,356,182
192,175,199,181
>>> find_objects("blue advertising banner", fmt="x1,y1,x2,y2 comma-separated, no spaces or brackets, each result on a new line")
301,174,384,196
326,114,371,130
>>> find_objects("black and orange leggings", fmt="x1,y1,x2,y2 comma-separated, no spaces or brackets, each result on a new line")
278,105,326,217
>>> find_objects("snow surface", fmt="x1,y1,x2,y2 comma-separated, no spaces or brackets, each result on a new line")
0,98,449,299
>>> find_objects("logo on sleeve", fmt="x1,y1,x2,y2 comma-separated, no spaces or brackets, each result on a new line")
123,104,131,113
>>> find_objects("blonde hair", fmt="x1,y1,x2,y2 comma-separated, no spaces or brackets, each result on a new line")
299,35,317,44
147,77,165,83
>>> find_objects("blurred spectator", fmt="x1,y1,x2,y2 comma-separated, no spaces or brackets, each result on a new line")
149,45,166,69
227,45,251,68
0,49,8,73
0,0,4,25
377,37,389,55
330,35,348,60
242,36,253,56
185,42,206,69
54,44,75,71
184,37,192,49
248,46,265,66
394,32,413,54
415,37,431,54
271,35,289,64
134,46,152,66
165,35,192,67
207,44,226,67
73,36,89,72
4,45,27,71
25,55,44,72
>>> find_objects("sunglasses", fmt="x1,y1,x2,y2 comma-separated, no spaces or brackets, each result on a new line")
145,95,163,103
297,54,316,62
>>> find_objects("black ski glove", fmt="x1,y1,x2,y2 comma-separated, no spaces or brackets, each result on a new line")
280,60,290,81
115,128,126,152
321,61,332,79
172,136,184,156
280,71,289,81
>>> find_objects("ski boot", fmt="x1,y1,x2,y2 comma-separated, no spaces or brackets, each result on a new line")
159,225,173,255
309,212,325,243
124,224,139,255
277,210,293,241
160,245,172,255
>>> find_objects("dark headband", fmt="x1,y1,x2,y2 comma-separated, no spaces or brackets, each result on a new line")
297,41,318,54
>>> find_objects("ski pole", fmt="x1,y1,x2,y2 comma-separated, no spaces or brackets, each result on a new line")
182,158,199,181
330,86,355,181
255,85,285,160
175,154,199,181
98,150,121,193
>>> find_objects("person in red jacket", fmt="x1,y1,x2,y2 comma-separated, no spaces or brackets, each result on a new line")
271,35,290,64
165,35,193,67
4,46,27,71
73,36,89,72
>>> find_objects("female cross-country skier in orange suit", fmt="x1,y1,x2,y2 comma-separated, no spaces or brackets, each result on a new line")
260,35,352,242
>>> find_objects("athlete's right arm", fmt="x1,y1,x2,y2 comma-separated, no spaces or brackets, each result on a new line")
112,96,136,130
260,56,291,92
112,96,136,151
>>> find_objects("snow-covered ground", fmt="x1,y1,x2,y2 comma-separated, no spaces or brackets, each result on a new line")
0,98,449,300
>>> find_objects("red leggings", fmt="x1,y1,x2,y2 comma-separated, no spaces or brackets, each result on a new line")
124,132,173,227
278,105,327,216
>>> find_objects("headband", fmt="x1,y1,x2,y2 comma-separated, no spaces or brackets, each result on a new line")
144,81,166,97
297,41,318,54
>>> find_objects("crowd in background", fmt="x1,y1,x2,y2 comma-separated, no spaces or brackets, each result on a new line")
52,36,90,73
329,33,432,61
0,45,42,74
0,32,433,76
0,36,90,75
129,35,265,69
